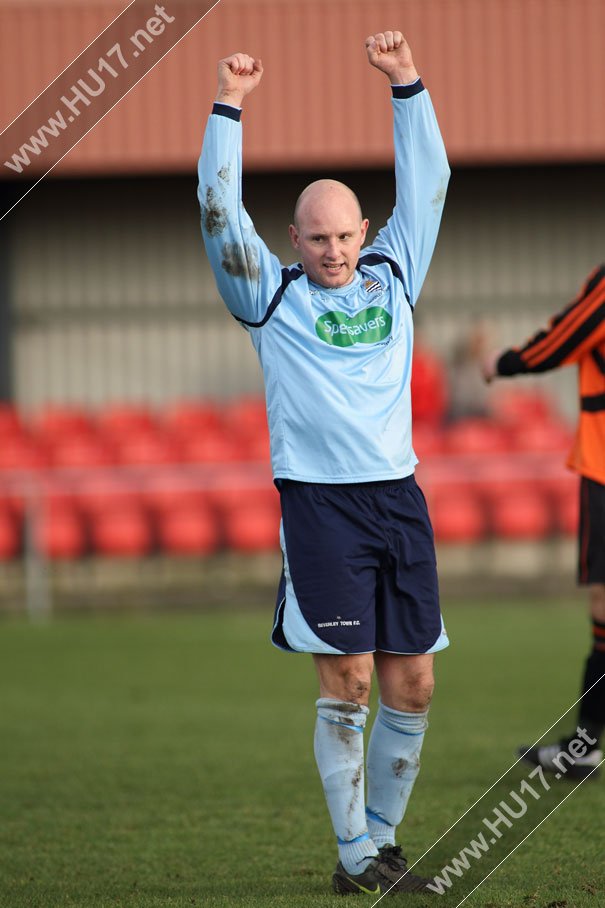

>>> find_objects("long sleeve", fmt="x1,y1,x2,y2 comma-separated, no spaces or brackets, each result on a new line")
198,104,283,325
497,265,605,376
370,82,450,307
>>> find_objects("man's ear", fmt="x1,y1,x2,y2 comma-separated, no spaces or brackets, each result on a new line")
288,224,300,249
360,218,370,245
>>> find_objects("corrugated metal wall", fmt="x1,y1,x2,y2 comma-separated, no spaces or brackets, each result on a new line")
10,163,605,415
1,0,604,174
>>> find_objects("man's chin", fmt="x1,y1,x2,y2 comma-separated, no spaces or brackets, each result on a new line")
315,268,353,289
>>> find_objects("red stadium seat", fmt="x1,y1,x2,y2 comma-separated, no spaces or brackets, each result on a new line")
556,490,579,536
74,472,142,516
209,479,280,516
223,503,280,552
33,405,95,440
489,489,552,540
89,505,153,557
35,503,86,560
156,504,219,555
550,480,579,536
411,345,448,427
180,430,244,464
444,419,509,455
140,470,210,514
48,435,116,468
430,486,486,543
469,455,537,507
0,485,25,520
510,420,574,454
0,506,20,559
97,404,157,439
221,398,271,463
115,432,181,466
0,403,24,436
37,476,78,513
237,426,271,462
163,400,223,439
413,425,445,459
0,436,49,470
223,397,268,436
492,388,557,428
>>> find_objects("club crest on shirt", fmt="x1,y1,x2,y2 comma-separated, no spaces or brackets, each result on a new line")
363,278,383,294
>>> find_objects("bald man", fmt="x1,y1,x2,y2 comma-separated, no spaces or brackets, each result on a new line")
198,31,450,896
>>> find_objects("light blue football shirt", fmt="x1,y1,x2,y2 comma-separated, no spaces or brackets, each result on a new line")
198,82,449,482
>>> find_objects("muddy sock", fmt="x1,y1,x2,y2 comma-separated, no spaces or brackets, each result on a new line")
366,701,428,848
314,698,377,874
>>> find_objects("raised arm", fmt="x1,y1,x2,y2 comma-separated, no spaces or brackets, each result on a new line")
365,31,450,307
198,54,283,325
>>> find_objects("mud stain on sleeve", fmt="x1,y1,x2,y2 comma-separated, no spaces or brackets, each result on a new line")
221,242,260,281
431,177,448,211
201,187,228,237
218,165,231,183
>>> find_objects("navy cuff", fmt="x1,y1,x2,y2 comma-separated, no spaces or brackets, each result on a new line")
391,79,424,99
212,102,242,121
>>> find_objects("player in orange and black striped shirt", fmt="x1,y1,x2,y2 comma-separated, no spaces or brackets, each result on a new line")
483,264,605,780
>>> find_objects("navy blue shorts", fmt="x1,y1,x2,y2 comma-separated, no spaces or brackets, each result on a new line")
271,475,449,655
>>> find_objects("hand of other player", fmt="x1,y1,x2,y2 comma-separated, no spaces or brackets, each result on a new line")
365,31,419,85
216,53,263,107
481,350,501,383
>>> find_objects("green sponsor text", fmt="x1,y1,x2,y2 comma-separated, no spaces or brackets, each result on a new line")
315,306,392,347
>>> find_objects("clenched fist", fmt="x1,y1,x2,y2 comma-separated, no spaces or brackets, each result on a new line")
365,31,418,84
216,53,263,107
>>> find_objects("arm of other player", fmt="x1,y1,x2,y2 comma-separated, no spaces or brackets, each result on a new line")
483,265,605,382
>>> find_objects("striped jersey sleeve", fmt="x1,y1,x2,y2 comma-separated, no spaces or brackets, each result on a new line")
497,264,605,376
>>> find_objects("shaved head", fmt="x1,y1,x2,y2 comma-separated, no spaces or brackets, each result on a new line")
293,180,363,229
289,180,369,289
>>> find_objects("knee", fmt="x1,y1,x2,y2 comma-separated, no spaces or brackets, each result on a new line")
405,673,434,712
315,654,374,704
388,670,434,713
339,666,372,704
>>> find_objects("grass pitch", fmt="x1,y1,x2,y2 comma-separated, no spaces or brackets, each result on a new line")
0,598,603,907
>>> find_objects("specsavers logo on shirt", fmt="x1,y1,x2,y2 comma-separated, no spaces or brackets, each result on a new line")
315,306,392,348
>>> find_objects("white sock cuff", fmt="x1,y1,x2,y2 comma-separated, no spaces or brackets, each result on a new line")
316,698,369,730
377,700,428,734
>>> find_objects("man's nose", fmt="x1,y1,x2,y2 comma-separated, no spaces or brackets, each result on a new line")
325,238,339,258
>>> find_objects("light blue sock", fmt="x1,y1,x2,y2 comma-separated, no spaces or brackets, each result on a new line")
314,698,378,874
366,700,428,848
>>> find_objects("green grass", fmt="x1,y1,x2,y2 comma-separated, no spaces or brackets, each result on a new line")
0,599,603,907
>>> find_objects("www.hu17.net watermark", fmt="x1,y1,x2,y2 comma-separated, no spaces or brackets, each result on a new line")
427,726,599,896
4,4,176,175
